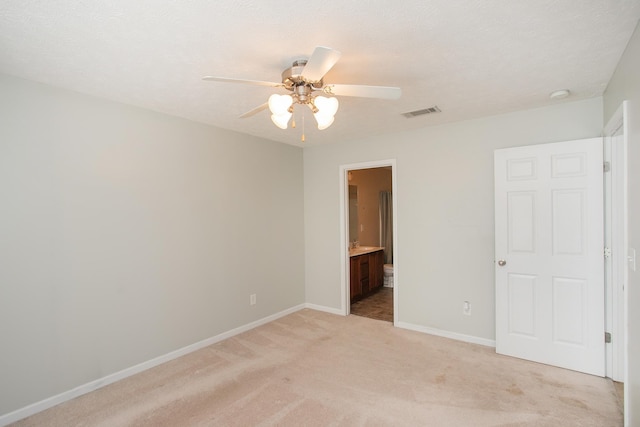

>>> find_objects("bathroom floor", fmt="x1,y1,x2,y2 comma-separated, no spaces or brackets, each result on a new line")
350,287,393,322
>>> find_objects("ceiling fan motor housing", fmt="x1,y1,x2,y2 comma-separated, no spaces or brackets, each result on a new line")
282,60,323,90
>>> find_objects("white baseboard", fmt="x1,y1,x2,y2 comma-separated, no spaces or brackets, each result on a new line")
304,303,345,316
395,321,496,348
0,304,307,427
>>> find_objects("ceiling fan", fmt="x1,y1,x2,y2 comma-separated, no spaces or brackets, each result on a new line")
203,46,401,136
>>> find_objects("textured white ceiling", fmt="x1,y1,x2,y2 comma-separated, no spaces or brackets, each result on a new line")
1,1,639,146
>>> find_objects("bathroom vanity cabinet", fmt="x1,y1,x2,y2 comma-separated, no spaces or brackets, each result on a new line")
350,249,384,303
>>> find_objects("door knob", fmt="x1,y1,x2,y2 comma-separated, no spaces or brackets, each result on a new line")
497,260,506,266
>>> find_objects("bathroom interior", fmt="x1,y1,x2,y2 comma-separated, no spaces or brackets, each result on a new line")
348,167,394,322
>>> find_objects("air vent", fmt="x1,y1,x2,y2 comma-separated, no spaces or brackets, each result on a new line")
402,106,441,118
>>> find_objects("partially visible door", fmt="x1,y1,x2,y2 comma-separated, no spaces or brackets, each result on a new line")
494,138,604,376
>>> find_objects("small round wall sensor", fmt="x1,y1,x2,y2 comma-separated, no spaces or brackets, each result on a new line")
550,89,570,100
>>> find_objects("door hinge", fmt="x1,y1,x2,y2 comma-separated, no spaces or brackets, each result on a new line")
604,161,611,173
605,332,612,343
604,247,611,258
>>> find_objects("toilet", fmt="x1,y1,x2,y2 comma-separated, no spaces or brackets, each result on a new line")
383,264,394,287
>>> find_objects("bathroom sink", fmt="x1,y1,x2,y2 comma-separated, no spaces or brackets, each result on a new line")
349,246,383,256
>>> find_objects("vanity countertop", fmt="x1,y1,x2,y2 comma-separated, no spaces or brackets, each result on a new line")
349,246,384,257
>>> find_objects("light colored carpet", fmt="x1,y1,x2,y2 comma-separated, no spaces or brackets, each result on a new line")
12,309,622,426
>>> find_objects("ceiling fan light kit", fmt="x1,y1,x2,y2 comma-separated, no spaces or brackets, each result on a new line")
271,111,293,130
203,46,401,140
267,92,338,130
268,94,293,129
313,96,339,130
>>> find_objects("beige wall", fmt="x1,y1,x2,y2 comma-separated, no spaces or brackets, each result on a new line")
348,168,392,247
603,20,640,426
304,98,603,340
0,74,305,415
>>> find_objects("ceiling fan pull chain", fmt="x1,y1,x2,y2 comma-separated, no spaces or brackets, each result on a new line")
301,113,305,143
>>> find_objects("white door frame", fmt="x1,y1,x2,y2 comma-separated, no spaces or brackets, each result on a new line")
339,159,398,324
603,102,628,389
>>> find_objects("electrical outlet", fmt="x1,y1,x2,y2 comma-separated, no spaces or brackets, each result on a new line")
463,301,471,316
250,294,256,305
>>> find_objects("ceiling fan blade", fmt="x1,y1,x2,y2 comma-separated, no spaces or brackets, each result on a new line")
323,84,402,100
202,76,284,88
300,46,342,82
239,102,269,118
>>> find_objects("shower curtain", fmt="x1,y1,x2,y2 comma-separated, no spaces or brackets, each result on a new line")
379,191,393,265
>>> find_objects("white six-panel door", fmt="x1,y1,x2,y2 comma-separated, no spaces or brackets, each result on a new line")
494,138,604,376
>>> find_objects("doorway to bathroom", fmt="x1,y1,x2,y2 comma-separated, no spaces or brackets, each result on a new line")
339,160,397,324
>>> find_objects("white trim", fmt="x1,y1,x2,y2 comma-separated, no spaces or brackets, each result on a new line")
396,321,496,348
304,303,344,316
603,101,628,386
339,159,399,324
604,132,614,377
339,166,349,316
0,304,306,426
